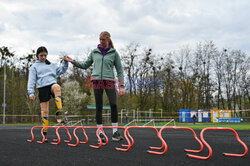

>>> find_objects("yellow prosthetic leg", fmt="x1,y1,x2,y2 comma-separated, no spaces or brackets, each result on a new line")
52,84,63,123
40,102,49,141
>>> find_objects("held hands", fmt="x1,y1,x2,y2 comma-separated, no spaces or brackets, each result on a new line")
63,56,73,63
63,55,124,97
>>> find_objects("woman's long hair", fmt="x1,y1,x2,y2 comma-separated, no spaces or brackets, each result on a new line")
100,31,114,48
36,46,50,64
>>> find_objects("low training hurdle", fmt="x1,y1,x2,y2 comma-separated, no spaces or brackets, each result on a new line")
121,126,166,155
27,126,203,154
67,126,88,147
187,127,248,160
68,126,108,148
27,126,44,143
96,126,131,150
27,126,248,160
149,126,203,155
27,126,75,145
53,126,77,145
27,126,59,144
27,126,105,147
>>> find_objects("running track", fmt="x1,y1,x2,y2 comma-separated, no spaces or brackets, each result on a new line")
0,125,249,166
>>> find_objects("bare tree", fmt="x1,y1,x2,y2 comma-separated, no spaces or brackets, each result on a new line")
176,45,193,109
192,41,216,109
212,49,226,109
121,43,140,96
158,52,175,113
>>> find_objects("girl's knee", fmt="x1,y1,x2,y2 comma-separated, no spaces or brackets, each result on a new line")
51,84,61,96
52,84,61,91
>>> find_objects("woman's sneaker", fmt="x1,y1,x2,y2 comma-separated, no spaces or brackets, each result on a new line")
112,131,124,141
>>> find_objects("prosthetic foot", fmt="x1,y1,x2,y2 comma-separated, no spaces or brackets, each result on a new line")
55,96,63,123
52,84,64,123
55,110,63,123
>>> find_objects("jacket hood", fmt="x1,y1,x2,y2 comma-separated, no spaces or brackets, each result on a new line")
92,47,116,54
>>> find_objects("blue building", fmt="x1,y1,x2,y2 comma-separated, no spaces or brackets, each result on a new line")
179,109,211,122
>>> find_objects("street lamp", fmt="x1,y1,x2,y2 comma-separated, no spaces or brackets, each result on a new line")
2,60,6,124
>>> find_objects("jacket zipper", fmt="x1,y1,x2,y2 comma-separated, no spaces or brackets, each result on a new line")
101,55,104,80
99,49,113,80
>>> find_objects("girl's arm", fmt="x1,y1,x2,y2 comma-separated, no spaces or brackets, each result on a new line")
27,66,37,97
56,60,69,76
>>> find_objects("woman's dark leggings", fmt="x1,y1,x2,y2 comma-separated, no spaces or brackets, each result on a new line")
93,80,117,124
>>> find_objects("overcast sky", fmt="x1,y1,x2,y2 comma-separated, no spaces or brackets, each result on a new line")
0,0,249,61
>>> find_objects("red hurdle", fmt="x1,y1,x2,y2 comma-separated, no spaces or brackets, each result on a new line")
53,126,77,145
188,127,248,160
27,126,76,145
27,126,43,142
96,126,131,151
27,125,248,160
149,126,203,155
67,126,88,147
67,126,108,148
119,126,165,154
39,126,58,144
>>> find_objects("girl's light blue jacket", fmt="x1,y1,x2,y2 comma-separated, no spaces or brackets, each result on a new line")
27,60,68,96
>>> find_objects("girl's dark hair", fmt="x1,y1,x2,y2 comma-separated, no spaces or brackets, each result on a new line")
36,46,50,64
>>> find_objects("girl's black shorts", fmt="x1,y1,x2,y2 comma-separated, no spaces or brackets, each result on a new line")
38,84,55,103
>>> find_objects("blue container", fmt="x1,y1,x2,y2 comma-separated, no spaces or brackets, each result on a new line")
190,109,198,122
179,109,191,122
179,109,197,122
202,109,211,122
179,109,212,123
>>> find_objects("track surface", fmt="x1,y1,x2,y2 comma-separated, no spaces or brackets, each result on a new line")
0,125,249,166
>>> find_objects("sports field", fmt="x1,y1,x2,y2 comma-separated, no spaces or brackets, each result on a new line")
0,125,249,166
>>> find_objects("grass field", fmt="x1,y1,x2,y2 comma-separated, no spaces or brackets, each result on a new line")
121,120,250,130
176,123,250,130
1,122,250,130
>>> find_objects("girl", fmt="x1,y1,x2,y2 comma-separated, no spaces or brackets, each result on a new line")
27,46,68,140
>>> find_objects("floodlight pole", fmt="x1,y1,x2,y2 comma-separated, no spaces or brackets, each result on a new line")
2,61,6,124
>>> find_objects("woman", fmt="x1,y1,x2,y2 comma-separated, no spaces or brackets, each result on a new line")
65,31,124,142
27,46,68,140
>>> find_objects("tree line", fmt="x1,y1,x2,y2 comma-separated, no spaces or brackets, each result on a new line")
0,40,249,123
